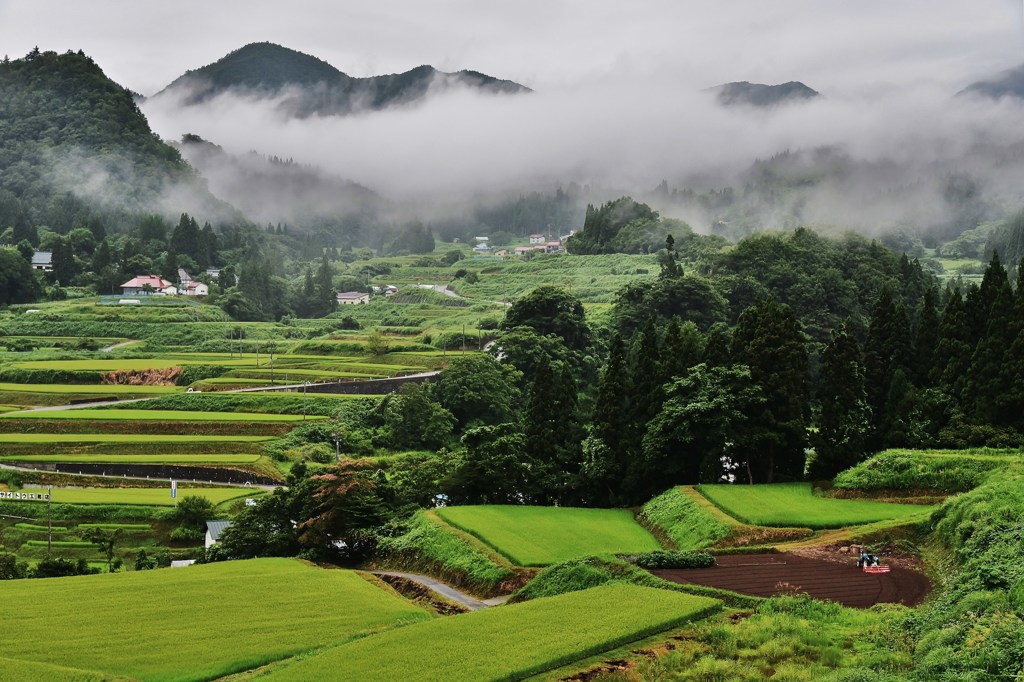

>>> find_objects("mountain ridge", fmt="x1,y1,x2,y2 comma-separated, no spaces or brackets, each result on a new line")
709,80,820,107
154,41,530,116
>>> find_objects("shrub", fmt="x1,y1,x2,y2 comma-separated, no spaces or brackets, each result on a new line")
624,550,715,569
176,365,229,386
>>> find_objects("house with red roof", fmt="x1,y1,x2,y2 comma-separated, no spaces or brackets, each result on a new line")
121,275,176,296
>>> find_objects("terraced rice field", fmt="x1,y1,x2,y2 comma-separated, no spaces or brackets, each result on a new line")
696,483,935,529
39,487,263,506
262,584,721,681
436,505,661,566
0,559,429,681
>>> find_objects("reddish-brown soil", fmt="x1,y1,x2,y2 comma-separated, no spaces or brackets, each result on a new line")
652,552,930,608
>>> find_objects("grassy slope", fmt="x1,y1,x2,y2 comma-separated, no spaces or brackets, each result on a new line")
641,486,731,549
261,584,720,681
0,559,429,682
698,483,935,529
0,434,274,442
833,448,1019,493
436,505,661,566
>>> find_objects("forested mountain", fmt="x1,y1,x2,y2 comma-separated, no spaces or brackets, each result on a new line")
959,62,1024,100
175,134,383,245
0,48,238,238
154,42,530,116
709,80,820,107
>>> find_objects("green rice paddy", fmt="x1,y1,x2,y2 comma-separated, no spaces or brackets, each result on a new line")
435,505,662,566
696,483,936,529
263,584,720,681
0,559,429,681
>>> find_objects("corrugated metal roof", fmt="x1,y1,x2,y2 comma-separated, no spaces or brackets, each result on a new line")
206,520,233,542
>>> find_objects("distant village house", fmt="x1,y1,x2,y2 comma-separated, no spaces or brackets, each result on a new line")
529,234,546,245
31,251,52,272
121,275,176,296
205,520,232,549
337,291,370,305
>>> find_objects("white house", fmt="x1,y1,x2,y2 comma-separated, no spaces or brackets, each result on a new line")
529,234,546,245
177,268,194,285
545,241,563,254
514,246,533,255
121,275,176,296
205,520,233,549
181,281,209,296
473,243,492,253
31,251,52,272
337,291,370,305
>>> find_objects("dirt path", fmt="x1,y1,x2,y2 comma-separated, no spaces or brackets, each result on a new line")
372,571,508,611
652,552,931,608
100,339,140,353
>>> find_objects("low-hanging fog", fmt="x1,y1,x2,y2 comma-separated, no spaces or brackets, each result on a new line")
140,71,1024,236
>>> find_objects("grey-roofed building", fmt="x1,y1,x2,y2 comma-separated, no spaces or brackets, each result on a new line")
31,251,52,271
205,520,233,549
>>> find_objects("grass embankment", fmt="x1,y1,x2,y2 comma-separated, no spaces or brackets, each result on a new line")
583,595,914,681
0,559,430,681
435,505,661,566
833,448,1020,494
642,486,813,549
261,584,721,681
0,409,322,422
113,393,381,417
697,483,935,529
375,509,517,597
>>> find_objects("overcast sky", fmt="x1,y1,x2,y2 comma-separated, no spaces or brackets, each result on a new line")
1,0,1022,96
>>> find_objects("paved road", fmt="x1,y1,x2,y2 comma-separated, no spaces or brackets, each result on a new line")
417,284,511,308
374,571,508,611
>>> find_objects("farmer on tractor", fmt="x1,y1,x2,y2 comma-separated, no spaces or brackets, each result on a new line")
857,550,880,568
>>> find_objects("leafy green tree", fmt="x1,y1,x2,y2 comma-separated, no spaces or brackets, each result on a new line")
500,285,591,351
382,382,455,450
640,363,765,494
82,527,123,573
443,426,531,504
50,235,76,284
172,495,216,530
434,355,522,429
0,247,42,304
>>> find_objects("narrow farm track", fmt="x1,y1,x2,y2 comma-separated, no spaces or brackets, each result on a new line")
373,571,508,610
652,553,931,608
0,462,279,490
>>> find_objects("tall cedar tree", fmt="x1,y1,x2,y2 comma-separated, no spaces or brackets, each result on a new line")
1003,261,1024,429
812,323,871,479
930,287,972,401
583,334,630,505
966,252,1015,425
731,297,808,482
524,359,583,504
863,284,912,448
913,286,940,387
315,253,335,316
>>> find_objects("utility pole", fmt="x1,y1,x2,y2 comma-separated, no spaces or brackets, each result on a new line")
47,485,52,557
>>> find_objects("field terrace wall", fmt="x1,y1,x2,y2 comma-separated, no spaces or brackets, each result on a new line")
7,461,280,486
246,372,438,396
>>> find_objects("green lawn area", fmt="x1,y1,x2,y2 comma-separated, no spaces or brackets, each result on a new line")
435,505,661,566
697,482,936,529
0,383,184,394
2,454,262,465
263,584,720,682
41,487,263,506
0,559,429,682
0,409,323,421
0,434,274,443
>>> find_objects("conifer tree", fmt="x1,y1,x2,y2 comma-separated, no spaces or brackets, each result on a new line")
811,323,870,479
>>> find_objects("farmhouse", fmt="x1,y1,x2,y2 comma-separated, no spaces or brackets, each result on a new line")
177,268,194,285
514,246,533,255
31,250,52,272
529,233,546,244
181,280,209,296
205,520,233,549
473,243,492,253
337,291,370,305
545,241,564,253
121,275,176,296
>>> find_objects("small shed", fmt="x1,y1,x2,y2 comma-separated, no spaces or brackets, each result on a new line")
336,291,370,305
205,520,233,549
